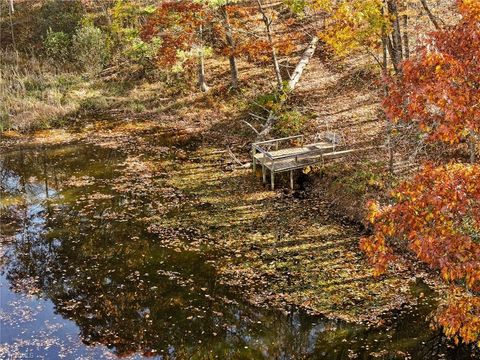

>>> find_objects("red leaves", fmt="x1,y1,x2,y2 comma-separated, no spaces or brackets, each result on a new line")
141,1,302,69
141,1,209,67
435,293,480,346
383,0,480,144
362,163,480,344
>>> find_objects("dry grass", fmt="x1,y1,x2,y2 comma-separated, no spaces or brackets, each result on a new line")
0,51,107,132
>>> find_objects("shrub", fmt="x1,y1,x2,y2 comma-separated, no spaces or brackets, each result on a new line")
274,110,308,137
38,0,84,38
72,26,108,75
0,109,11,132
0,51,88,132
44,30,71,65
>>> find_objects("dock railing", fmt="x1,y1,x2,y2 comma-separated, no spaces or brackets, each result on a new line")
252,133,360,190
252,135,305,172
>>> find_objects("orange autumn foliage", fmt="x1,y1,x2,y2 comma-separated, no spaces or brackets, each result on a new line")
220,4,301,65
141,1,210,67
141,1,301,69
436,293,480,346
361,163,480,289
383,0,480,143
361,163,480,345
362,1,480,345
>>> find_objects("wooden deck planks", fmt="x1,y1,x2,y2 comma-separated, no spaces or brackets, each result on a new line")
252,136,368,190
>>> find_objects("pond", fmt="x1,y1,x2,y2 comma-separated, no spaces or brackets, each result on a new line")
0,139,477,359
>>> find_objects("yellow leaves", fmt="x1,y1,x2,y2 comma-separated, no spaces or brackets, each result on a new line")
384,222,395,237
425,212,435,222
319,0,388,56
308,0,335,12
441,267,450,282
366,200,381,223
460,0,480,20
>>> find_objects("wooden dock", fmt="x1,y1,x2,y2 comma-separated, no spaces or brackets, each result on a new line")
252,134,358,190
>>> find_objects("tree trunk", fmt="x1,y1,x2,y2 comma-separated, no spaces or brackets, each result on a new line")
8,0,18,63
198,50,209,92
257,36,319,139
381,14,394,173
287,36,318,91
402,15,409,59
386,0,403,73
386,37,399,73
381,35,388,76
419,0,441,30
220,5,239,89
469,133,477,164
381,5,388,77
198,25,209,92
256,0,283,91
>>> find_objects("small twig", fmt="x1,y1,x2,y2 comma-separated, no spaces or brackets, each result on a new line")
248,112,267,121
252,100,272,114
227,146,245,166
242,120,261,135
227,146,251,169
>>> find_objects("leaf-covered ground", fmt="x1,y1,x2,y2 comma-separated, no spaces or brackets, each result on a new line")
2,119,421,326
148,142,417,324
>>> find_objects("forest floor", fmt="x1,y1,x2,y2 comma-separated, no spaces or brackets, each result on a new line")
0,53,446,326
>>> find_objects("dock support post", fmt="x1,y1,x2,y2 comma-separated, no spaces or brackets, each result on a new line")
271,160,275,190
262,164,266,183
290,170,294,190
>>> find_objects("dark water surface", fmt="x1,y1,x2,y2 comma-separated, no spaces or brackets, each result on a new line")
0,142,477,359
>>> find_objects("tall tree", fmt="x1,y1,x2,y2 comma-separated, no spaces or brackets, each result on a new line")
383,0,480,162
141,1,213,92
361,0,480,346
256,0,283,90
219,1,240,89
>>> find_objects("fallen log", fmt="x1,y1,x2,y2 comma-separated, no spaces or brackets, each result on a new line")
255,35,319,139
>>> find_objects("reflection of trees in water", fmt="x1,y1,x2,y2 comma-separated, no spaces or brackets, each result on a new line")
3,202,325,358
1,145,323,358
418,332,479,360
1,145,479,359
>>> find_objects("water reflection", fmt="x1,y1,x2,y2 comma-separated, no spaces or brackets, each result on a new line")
0,143,477,359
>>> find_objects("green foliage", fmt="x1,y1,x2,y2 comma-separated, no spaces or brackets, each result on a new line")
461,217,480,245
38,0,84,38
43,30,71,65
274,110,308,137
110,0,160,67
111,0,147,36
334,166,384,195
284,0,307,15
0,109,11,132
124,37,161,63
72,26,108,75
126,100,147,113
253,92,282,112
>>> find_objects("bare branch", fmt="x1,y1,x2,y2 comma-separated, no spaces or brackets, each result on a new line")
242,120,261,134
